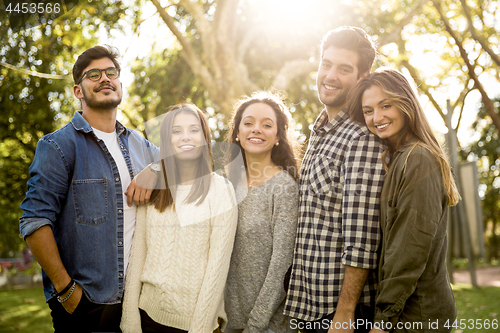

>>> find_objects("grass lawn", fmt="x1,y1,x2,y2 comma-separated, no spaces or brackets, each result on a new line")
451,283,500,332
0,287,51,333
0,284,499,333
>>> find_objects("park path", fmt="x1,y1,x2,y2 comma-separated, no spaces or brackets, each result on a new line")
452,266,500,287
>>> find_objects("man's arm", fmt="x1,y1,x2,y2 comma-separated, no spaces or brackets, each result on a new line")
20,138,82,313
328,266,368,332
26,226,82,313
330,132,385,333
125,131,161,206
125,165,158,206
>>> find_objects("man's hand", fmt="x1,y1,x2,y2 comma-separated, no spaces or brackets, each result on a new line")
328,310,355,333
61,283,83,314
125,166,158,206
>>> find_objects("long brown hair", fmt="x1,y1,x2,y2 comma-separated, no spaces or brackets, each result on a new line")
347,68,460,206
225,91,301,185
149,104,213,212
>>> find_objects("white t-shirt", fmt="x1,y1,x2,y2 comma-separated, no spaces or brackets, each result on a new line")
93,128,137,278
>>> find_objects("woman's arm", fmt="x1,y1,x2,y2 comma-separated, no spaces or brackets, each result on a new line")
191,179,238,333
373,148,445,328
120,206,148,333
245,178,299,333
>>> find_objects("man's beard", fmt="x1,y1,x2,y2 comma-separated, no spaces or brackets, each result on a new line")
318,84,349,108
82,85,122,110
323,90,348,108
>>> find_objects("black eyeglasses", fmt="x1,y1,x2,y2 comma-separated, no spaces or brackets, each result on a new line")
78,67,120,84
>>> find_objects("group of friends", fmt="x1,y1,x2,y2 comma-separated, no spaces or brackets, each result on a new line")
19,26,460,333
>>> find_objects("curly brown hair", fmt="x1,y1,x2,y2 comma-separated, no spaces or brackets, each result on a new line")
225,91,302,186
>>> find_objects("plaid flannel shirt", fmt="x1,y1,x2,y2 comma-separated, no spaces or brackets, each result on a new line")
284,109,385,321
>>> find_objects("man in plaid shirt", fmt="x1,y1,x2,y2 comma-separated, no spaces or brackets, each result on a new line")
284,27,385,333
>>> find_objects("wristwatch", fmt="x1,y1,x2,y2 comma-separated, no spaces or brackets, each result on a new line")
149,162,162,173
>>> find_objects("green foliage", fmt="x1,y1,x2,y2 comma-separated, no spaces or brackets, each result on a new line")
0,0,130,257
127,47,209,123
285,73,320,142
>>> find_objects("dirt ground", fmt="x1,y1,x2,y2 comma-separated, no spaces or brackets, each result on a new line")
452,266,500,287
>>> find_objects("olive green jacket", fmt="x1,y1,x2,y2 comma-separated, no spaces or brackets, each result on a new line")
374,142,456,332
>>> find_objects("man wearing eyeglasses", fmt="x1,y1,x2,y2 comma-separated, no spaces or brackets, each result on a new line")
19,45,159,332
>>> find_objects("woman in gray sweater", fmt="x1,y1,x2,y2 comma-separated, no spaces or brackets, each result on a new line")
224,91,301,333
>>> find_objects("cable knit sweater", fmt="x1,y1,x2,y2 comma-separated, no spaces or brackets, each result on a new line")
121,173,238,333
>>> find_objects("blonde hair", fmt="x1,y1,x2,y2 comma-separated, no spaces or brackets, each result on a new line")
347,68,461,206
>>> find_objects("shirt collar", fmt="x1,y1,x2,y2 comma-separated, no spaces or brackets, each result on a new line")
388,137,420,165
394,137,419,153
313,108,349,134
71,111,128,136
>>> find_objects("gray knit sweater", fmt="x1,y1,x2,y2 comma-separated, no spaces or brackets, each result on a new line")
225,171,299,333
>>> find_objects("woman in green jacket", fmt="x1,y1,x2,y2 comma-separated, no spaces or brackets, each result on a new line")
347,68,460,332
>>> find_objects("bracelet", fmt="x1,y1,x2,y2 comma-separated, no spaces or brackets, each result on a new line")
57,281,76,303
55,279,74,297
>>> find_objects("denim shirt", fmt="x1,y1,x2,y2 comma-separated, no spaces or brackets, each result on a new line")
19,111,159,304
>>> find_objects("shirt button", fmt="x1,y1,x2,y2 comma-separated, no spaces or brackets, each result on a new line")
118,241,122,245
118,209,122,213
115,178,119,182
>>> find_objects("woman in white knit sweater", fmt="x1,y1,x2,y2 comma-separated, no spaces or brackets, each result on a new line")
224,92,300,333
121,104,238,333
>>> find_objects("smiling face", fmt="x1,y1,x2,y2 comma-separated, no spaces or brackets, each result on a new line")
317,46,363,114
237,102,279,159
362,85,406,144
171,112,205,162
74,57,123,111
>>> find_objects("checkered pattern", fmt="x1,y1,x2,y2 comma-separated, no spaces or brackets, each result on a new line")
284,109,385,321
